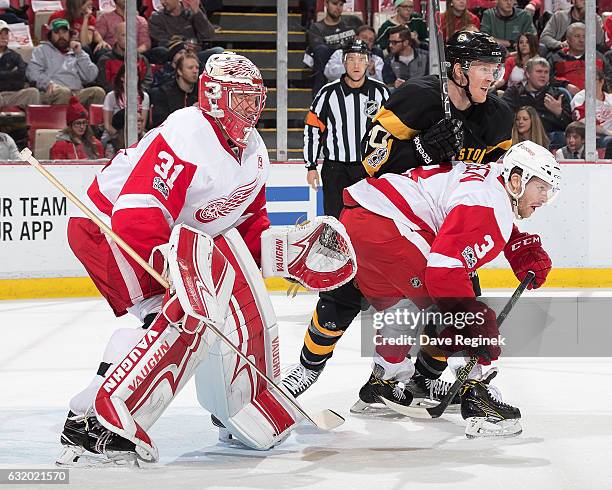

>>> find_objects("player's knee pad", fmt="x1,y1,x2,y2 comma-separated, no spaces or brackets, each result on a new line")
195,228,300,450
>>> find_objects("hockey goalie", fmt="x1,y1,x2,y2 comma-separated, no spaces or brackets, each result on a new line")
57,53,355,466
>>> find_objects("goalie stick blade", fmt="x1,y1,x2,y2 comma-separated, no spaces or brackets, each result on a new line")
309,409,345,430
380,396,437,419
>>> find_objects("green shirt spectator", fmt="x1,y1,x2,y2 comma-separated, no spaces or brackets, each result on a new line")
481,0,536,50
377,0,428,52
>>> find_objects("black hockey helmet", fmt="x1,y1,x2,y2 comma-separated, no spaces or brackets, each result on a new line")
445,31,503,73
343,39,370,58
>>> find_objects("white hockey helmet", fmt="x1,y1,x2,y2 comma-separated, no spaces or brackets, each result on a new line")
198,52,267,148
501,140,561,204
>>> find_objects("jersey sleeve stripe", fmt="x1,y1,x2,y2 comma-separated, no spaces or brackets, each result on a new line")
87,176,113,217
427,252,464,269
305,110,326,132
366,178,436,236
113,194,175,227
486,138,512,154
372,107,419,140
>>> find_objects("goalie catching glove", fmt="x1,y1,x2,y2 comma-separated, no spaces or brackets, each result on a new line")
261,216,357,291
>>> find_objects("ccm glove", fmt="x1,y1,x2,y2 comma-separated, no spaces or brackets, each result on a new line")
412,118,464,166
504,227,551,289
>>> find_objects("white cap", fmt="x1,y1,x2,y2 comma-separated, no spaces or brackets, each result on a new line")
0,20,9,32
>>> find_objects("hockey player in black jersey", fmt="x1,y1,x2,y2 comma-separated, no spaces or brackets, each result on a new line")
283,32,552,433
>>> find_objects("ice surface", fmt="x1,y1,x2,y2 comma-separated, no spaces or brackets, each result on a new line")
1,292,611,489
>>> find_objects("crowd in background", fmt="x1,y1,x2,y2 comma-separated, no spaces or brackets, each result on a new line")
306,0,612,159
0,0,611,160
0,0,223,159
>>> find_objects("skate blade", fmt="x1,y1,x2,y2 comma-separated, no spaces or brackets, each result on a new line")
55,446,85,467
465,417,522,439
349,399,397,416
56,450,140,468
412,397,461,414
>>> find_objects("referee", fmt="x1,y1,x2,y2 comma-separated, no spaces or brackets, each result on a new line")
304,40,390,218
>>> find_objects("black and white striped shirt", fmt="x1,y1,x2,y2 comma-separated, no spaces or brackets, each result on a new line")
304,76,390,166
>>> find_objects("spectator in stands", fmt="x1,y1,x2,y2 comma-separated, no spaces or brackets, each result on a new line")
382,26,428,90
102,65,150,156
50,96,103,160
97,0,151,54
377,0,427,52
27,19,105,106
0,20,40,109
49,0,110,57
605,14,612,51
148,0,221,66
325,26,384,82
547,23,606,93
480,0,536,51
0,132,20,160
511,105,550,147
307,0,363,95
540,0,604,54
96,22,152,92
110,108,145,151
554,120,584,159
440,0,480,41
492,31,538,91
151,35,190,88
502,56,572,148
571,69,612,150
150,52,199,127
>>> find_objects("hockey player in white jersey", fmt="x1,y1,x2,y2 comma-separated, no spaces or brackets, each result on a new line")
55,52,355,465
336,141,560,437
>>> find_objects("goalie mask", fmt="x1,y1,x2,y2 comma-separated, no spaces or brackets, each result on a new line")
199,52,267,148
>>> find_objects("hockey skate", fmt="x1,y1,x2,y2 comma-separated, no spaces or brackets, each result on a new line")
56,411,139,467
460,375,522,439
350,364,414,416
407,371,461,413
281,363,322,397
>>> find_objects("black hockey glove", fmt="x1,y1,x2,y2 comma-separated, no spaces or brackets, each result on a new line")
412,118,464,166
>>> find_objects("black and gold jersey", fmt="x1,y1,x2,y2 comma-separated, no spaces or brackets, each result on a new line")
361,75,513,176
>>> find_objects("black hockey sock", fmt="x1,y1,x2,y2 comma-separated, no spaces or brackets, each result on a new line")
300,310,346,372
415,350,447,380
300,285,362,371
97,361,112,377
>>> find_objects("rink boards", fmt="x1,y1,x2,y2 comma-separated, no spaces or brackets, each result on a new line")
0,160,611,299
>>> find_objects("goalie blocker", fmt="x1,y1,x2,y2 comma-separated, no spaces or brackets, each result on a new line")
93,226,302,462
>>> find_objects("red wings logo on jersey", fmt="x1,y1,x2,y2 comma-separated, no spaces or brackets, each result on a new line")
194,178,259,223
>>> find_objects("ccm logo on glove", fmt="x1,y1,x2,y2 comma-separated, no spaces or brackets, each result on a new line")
509,235,540,251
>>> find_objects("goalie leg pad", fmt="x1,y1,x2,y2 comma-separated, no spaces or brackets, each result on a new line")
195,229,302,450
93,226,235,462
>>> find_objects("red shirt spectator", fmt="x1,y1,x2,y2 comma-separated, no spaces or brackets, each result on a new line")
440,0,480,41
605,15,612,49
49,0,110,52
50,96,104,160
97,0,151,53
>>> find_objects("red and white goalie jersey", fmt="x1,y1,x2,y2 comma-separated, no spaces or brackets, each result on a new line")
344,161,514,300
71,106,270,316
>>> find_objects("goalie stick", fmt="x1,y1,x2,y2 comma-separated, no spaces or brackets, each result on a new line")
381,271,535,419
20,147,345,432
